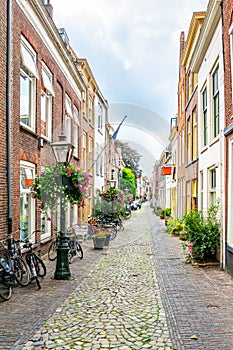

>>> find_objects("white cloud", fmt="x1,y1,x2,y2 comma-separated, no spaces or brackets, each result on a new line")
52,0,209,124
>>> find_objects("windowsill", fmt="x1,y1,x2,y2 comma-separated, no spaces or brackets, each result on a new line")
209,135,220,147
200,145,208,154
20,123,37,136
98,129,103,135
89,123,94,129
41,235,53,245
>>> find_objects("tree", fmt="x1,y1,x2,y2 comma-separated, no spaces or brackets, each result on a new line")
115,140,141,179
120,168,136,200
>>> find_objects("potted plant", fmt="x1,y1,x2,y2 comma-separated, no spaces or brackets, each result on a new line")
182,204,220,264
30,163,91,218
93,230,107,249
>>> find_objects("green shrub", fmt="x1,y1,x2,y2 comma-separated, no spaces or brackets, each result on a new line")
166,217,185,237
183,204,220,262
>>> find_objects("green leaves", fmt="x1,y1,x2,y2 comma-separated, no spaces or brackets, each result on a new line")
183,204,220,262
30,164,91,217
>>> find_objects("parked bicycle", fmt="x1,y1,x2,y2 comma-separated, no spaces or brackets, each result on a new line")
48,229,83,264
23,230,46,290
0,229,31,301
0,230,30,289
0,257,13,301
87,216,117,240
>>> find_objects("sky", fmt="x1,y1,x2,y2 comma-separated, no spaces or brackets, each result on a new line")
53,0,209,176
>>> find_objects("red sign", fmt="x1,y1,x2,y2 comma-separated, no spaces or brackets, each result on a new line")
161,166,172,175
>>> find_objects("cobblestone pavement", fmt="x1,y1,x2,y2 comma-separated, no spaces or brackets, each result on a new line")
19,204,173,350
1,203,233,349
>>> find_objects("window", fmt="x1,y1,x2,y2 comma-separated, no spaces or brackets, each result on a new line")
20,162,35,242
202,87,208,147
98,102,103,130
65,95,72,143
41,64,54,139
82,91,86,119
187,117,191,164
88,97,94,125
20,38,38,130
96,143,100,175
41,213,51,241
200,171,204,211
82,132,87,170
192,108,197,160
191,179,197,210
186,181,191,212
212,66,219,138
209,167,216,206
88,137,93,174
73,105,79,158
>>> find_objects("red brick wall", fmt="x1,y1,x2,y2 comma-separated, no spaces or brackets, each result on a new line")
0,1,9,238
6,0,84,250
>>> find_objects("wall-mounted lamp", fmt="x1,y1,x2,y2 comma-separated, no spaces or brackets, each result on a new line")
38,137,44,149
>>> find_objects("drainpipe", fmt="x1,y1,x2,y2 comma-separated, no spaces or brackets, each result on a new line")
6,0,12,238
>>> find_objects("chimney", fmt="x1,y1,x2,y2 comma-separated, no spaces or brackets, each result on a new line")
44,0,53,18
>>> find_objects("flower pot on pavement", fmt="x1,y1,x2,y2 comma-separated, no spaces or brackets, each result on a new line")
104,233,111,246
93,237,106,249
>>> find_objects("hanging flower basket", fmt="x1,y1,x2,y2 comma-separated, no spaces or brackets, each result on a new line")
30,163,91,218
161,166,172,175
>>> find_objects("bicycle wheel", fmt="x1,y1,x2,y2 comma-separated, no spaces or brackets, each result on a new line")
110,226,117,240
76,242,83,260
35,276,41,290
48,241,57,261
0,282,12,301
35,255,46,277
13,257,30,287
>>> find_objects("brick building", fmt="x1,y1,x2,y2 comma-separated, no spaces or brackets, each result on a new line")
223,0,233,275
0,0,111,256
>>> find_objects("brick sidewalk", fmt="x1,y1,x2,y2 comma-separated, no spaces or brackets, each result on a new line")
148,209,233,350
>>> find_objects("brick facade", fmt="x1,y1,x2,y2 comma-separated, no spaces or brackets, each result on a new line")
223,0,233,275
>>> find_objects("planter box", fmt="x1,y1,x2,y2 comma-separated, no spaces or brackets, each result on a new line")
93,237,106,249
104,234,111,246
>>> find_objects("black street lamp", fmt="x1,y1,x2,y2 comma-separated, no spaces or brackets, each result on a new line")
51,133,74,280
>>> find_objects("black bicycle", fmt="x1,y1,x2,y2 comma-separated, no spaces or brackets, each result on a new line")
48,230,83,263
0,257,13,301
23,233,46,290
0,231,30,289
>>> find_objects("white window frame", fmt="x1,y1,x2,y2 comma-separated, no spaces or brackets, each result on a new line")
211,64,219,139
20,37,38,131
65,94,72,118
201,85,208,148
20,161,36,242
98,102,103,130
208,166,217,206
41,64,53,140
73,105,79,158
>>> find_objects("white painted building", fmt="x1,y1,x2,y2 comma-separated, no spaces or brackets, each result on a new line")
94,91,108,198
192,0,225,265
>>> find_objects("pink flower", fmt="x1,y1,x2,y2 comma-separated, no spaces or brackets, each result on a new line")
47,217,51,221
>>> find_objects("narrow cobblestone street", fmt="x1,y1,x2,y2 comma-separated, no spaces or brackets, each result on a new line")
1,203,233,349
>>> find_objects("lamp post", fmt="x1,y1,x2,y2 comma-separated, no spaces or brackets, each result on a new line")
51,133,74,280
